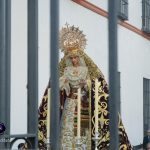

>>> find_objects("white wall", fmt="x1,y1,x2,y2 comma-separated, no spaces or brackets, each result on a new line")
127,0,142,29
118,25,150,145
11,0,27,134
38,0,50,102
86,0,143,30
86,0,108,11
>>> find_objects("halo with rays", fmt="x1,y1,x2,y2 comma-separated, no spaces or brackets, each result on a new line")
59,23,87,53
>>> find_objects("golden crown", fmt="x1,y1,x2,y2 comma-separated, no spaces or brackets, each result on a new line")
59,23,87,55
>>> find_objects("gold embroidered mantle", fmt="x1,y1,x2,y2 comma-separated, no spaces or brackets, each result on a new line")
38,52,132,150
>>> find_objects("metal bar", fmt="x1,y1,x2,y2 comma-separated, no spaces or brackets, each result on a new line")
108,0,119,149
3,134,36,138
50,0,60,149
5,0,11,136
5,0,11,148
27,0,38,149
0,0,6,148
0,0,6,124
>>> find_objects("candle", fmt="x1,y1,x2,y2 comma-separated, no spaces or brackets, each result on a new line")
95,79,99,133
47,88,51,139
77,88,81,138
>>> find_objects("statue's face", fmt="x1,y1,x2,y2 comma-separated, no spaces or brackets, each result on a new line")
70,56,79,66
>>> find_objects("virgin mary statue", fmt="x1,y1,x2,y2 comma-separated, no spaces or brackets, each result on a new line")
37,24,132,150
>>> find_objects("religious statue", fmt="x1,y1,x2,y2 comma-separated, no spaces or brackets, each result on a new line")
37,24,132,150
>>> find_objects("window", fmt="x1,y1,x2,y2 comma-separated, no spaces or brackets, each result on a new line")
142,0,150,33
118,0,128,20
143,78,150,135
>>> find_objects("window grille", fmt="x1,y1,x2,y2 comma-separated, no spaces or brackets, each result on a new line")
142,0,150,33
118,0,128,20
143,78,150,135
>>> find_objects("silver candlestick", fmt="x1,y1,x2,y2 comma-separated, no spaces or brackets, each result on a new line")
81,144,87,150
75,138,82,150
46,138,51,150
92,132,100,150
62,144,66,150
